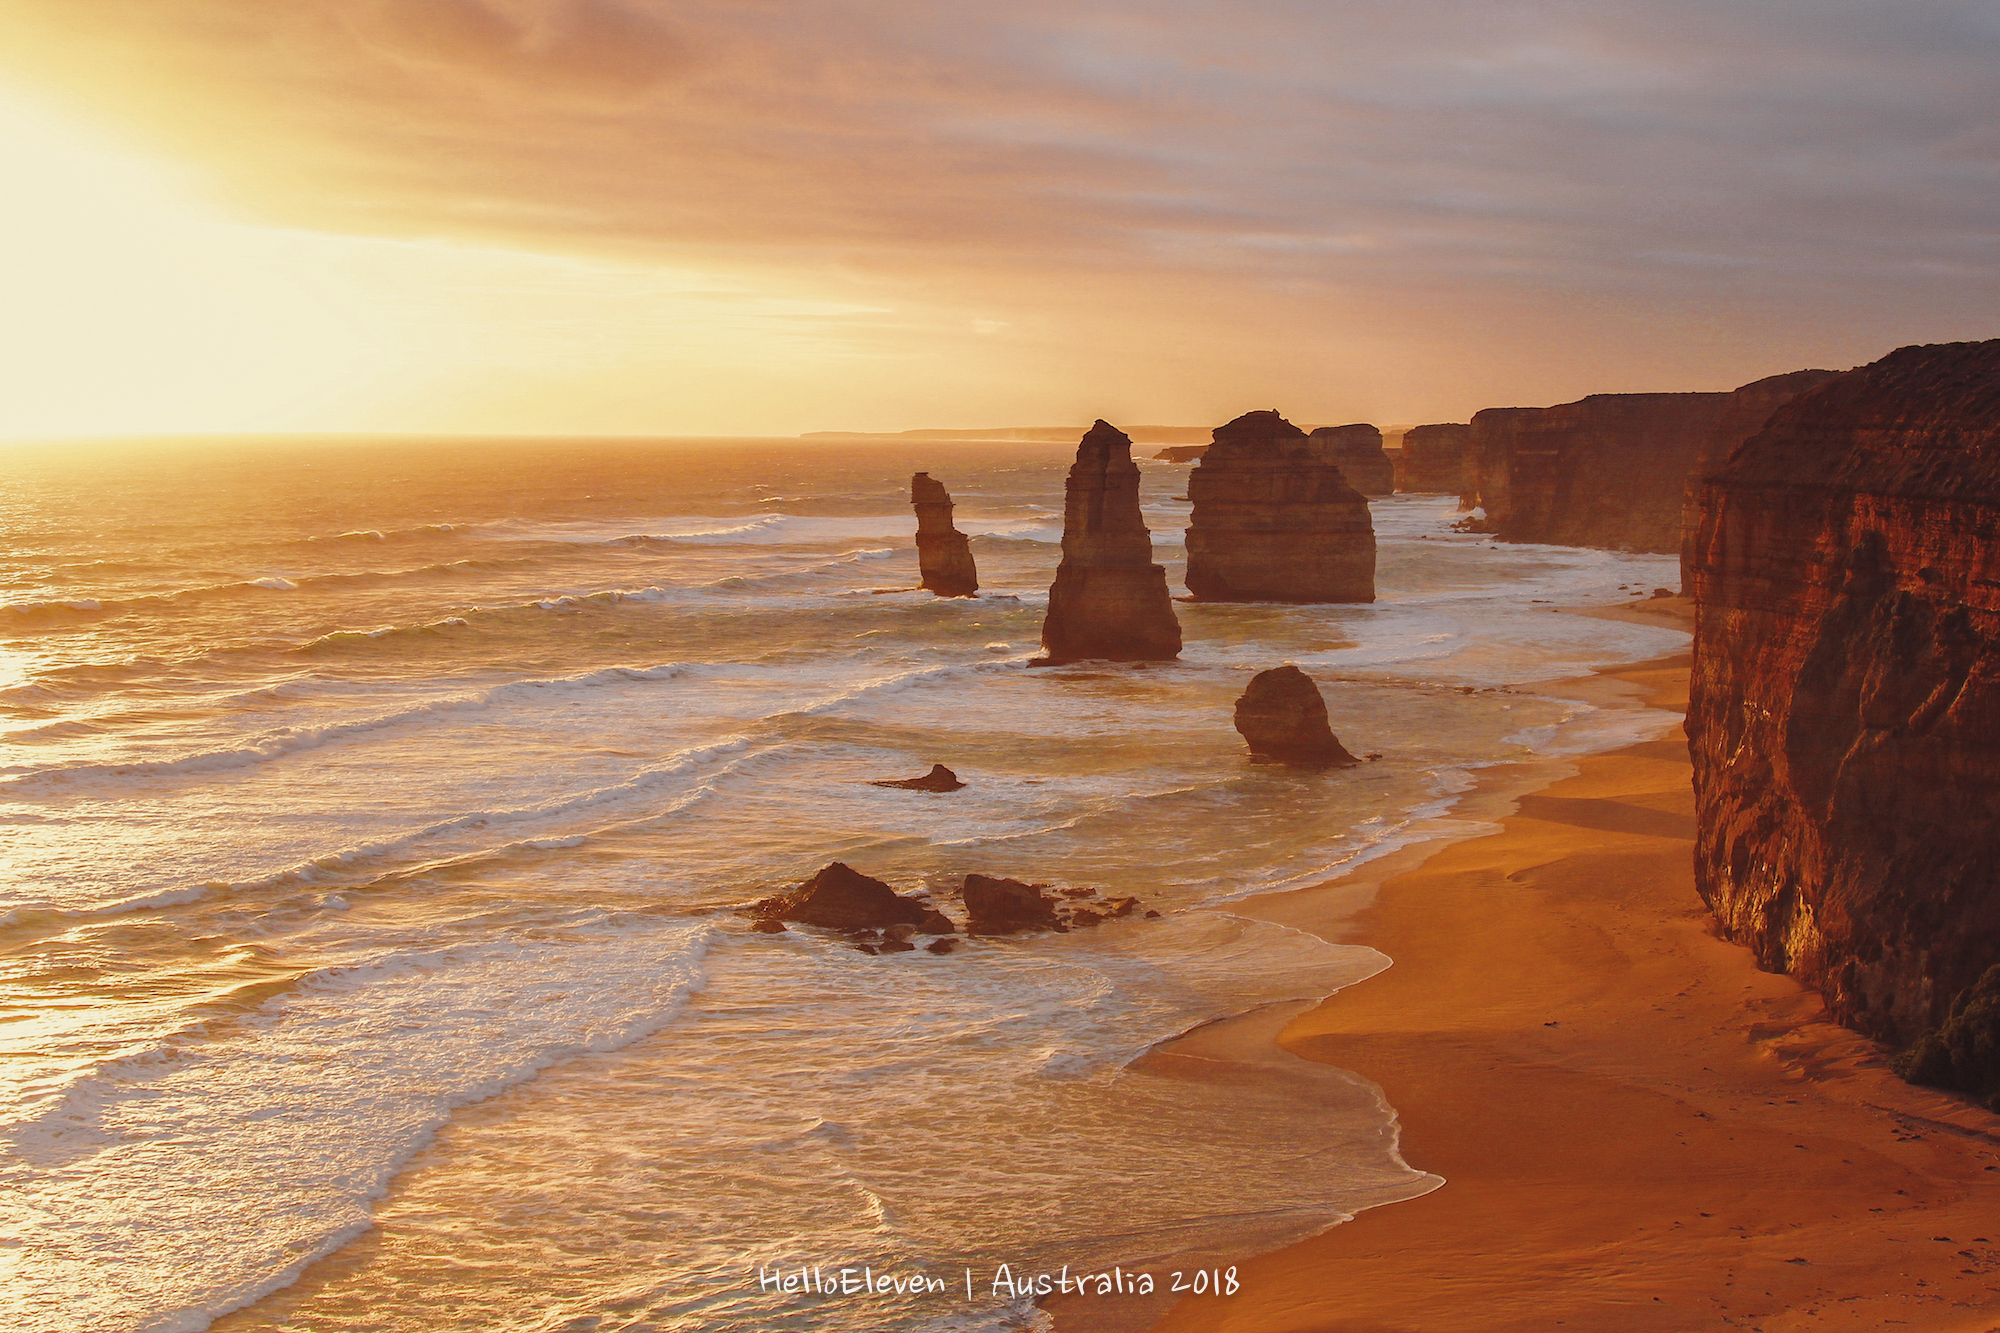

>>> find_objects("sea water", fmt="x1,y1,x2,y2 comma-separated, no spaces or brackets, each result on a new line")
0,436,1688,1332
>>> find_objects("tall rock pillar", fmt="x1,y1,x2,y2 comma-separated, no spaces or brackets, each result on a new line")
911,472,978,596
1036,421,1182,663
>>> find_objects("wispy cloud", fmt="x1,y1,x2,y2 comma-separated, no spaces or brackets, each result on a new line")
2,0,1995,430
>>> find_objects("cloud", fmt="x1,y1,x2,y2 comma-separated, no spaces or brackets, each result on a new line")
0,0,1995,427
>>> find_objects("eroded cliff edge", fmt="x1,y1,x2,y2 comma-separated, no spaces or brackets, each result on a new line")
1686,340,2000,1045
1468,371,1834,552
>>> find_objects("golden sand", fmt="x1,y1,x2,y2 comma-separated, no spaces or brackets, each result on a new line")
1124,641,2000,1331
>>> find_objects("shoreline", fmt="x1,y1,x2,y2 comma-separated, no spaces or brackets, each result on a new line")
1074,626,2000,1332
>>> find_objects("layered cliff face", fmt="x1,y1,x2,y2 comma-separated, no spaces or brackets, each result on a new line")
1686,340,2000,1046
1677,370,1842,586
1184,411,1375,603
910,472,978,596
1467,372,1832,552
1308,424,1395,497
1037,420,1182,663
1397,423,1472,495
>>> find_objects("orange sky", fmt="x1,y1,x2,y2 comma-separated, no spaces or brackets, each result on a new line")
1,0,1995,439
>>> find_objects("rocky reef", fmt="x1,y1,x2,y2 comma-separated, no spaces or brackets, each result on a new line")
1397,423,1473,495
1686,340,2000,1048
753,862,956,934
911,472,978,596
962,874,1144,935
1184,411,1376,603
1309,424,1395,497
1233,664,1359,765
1467,372,1834,552
1036,420,1183,663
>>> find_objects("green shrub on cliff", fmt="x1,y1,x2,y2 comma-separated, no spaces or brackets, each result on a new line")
1892,964,2000,1112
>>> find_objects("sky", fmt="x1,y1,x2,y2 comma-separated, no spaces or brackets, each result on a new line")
0,0,1995,439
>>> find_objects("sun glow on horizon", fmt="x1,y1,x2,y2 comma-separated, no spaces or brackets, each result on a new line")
0,92,905,442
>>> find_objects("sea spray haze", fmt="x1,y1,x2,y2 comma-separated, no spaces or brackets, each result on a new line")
1,436,1687,1332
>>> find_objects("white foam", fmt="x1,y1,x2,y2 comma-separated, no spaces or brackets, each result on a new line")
0,917,714,1333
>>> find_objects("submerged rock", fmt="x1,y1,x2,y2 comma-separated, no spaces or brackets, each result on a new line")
1036,421,1183,663
754,861,957,933
1185,411,1375,603
912,472,979,596
1308,423,1395,497
1233,664,1359,765
869,763,966,791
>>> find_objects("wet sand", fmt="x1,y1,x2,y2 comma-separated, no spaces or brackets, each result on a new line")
1071,624,2000,1331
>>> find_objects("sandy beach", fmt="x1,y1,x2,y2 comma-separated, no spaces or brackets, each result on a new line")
1081,609,2000,1332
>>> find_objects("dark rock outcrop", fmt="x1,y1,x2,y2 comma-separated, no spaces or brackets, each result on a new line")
1036,421,1183,663
869,764,965,791
754,862,957,934
1397,423,1473,495
1153,445,1209,463
1184,411,1376,603
961,874,1144,934
1233,664,1359,765
1893,964,2000,1111
1466,371,1837,552
911,472,978,596
962,874,1063,934
1686,340,2000,1047
1309,424,1395,497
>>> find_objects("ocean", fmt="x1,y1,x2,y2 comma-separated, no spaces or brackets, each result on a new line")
0,435,1688,1332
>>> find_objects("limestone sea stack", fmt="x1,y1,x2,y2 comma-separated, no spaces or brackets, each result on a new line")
1686,339,2000,1049
1153,445,1209,463
1464,372,1836,552
1397,423,1473,495
1308,424,1395,497
911,472,978,596
1233,664,1359,765
1036,421,1182,663
1184,410,1376,603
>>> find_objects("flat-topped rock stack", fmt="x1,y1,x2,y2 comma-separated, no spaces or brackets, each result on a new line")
1184,410,1376,603
910,472,978,596
1397,423,1473,495
1036,420,1183,663
1309,423,1395,497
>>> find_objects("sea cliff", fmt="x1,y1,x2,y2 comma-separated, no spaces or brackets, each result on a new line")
1468,373,1830,552
1685,340,2000,1044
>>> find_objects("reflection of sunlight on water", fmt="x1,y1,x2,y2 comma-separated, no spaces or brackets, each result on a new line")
0,646,32,693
